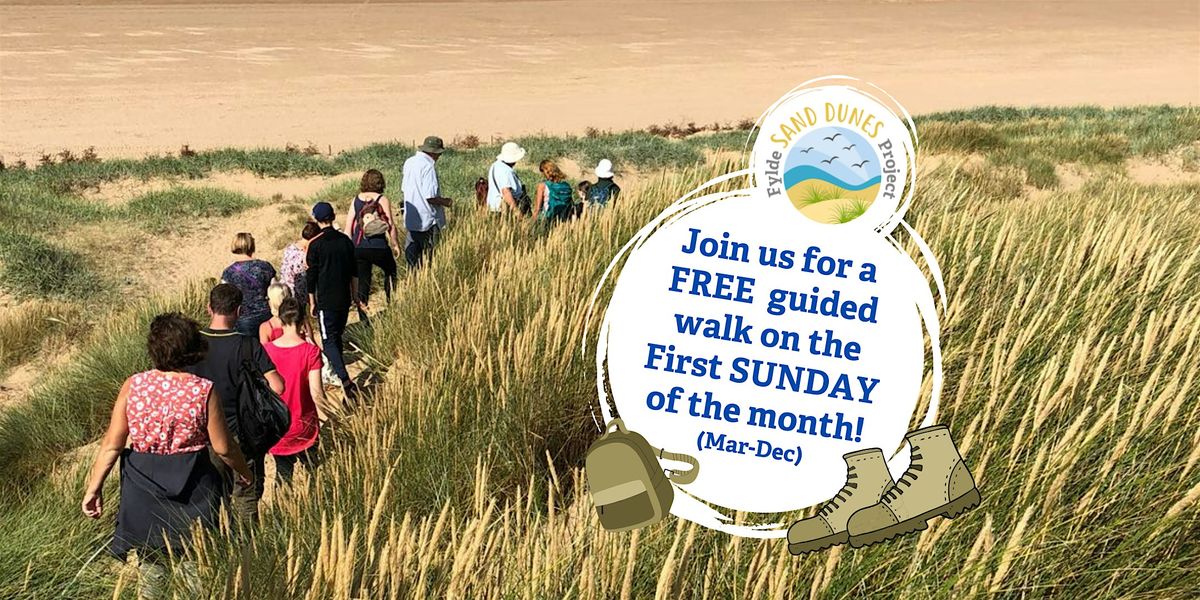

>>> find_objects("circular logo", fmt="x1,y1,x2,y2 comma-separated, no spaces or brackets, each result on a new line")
751,79,917,233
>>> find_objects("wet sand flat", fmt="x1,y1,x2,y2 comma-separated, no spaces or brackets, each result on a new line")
1,0,1197,160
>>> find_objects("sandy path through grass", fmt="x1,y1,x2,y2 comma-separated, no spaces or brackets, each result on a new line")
0,171,358,405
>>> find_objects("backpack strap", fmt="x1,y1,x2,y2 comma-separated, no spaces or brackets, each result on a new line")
238,335,256,371
658,447,700,484
599,365,699,485
234,336,254,418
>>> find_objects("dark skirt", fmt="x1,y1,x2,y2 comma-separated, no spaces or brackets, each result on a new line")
110,449,223,560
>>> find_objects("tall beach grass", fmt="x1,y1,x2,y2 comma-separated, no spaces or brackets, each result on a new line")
0,107,1197,597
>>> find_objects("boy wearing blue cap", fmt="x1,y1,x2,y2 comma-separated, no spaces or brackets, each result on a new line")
306,202,359,398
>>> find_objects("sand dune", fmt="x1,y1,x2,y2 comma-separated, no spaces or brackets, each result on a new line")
1,0,1197,161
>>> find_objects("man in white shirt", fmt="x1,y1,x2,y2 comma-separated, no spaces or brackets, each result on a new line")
401,136,453,268
487,141,528,215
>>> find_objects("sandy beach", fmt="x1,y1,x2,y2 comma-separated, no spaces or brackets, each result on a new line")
1,0,1197,161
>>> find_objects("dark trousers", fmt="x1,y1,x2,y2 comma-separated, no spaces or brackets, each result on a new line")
317,309,351,384
355,246,397,305
405,227,439,269
211,446,265,525
235,452,266,522
274,445,319,485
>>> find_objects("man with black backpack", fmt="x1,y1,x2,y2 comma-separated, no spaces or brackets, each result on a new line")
586,159,621,212
187,283,285,523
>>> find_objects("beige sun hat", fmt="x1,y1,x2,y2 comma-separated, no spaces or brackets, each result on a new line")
497,141,526,163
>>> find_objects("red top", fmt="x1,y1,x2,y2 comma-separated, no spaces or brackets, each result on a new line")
126,370,213,454
267,326,283,342
263,340,323,455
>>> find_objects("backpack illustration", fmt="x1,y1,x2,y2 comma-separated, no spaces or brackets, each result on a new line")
585,418,698,532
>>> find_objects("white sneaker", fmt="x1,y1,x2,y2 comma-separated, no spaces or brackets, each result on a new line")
321,359,341,387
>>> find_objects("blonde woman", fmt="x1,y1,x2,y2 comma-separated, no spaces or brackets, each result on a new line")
533,159,574,222
221,232,277,337
258,282,292,345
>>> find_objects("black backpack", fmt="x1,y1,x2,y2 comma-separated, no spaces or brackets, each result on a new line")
235,337,290,456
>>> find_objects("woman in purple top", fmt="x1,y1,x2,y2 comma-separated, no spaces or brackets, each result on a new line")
221,232,277,337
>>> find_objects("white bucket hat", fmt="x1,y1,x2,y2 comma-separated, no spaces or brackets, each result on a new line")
594,158,614,178
497,142,526,163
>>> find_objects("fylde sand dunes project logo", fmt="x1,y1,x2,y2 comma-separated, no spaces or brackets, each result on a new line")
756,80,915,228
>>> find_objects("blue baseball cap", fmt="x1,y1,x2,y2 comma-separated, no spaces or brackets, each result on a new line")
312,201,335,222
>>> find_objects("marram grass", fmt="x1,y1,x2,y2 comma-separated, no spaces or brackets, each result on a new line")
0,108,1198,598
182,165,1198,599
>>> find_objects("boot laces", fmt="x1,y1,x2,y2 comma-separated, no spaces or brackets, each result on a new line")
883,452,923,502
818,472,858,517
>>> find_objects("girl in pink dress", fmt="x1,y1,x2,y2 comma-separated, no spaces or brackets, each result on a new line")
263,297,328,483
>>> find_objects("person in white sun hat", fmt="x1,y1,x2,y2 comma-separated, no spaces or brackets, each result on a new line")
487,142,530,216
584,158,621,215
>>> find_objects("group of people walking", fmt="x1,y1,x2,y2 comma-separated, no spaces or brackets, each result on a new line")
485,141,622,220
79,225,361,596
78,138,621,598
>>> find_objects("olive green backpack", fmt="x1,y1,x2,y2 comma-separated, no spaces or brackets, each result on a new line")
585,418,699,532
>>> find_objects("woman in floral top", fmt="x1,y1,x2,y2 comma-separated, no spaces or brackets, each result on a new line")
222,232,277,337
82,313,251,598
279,222,321,317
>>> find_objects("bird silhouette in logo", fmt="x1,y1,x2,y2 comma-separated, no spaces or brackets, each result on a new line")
821,156,838,165
823,133,843,142
799,146,814,154
843,144,856,151
852,160,871,169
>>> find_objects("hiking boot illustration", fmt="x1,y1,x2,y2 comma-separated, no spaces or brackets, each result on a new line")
846,425,981,548
788,448,895,554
